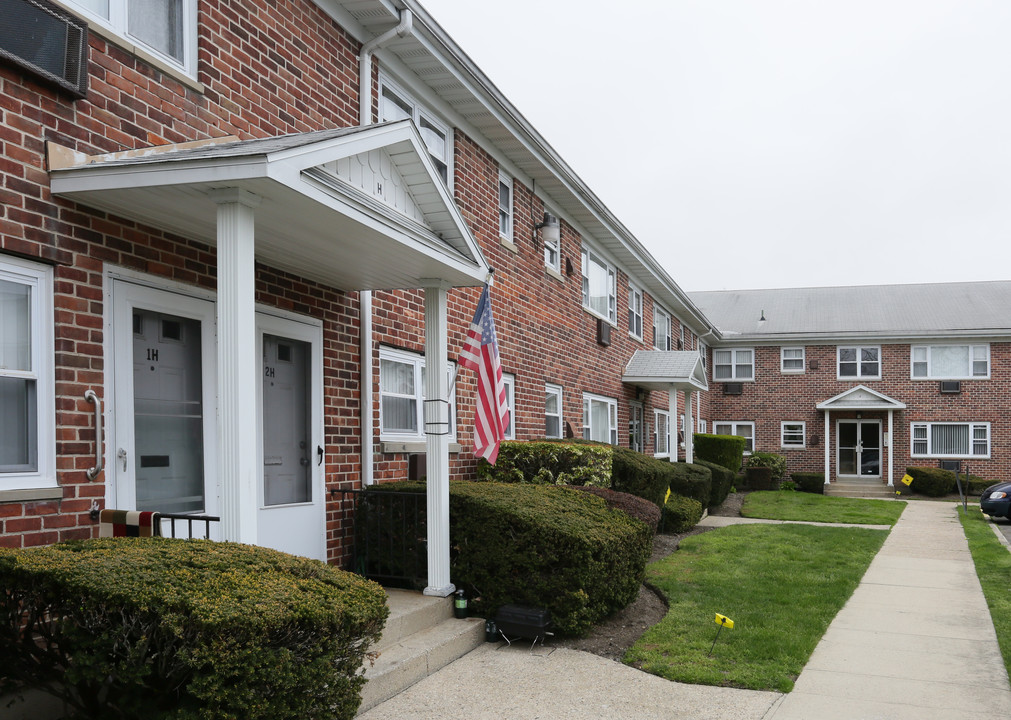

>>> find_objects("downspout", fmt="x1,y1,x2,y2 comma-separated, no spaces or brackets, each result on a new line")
358,9,413,485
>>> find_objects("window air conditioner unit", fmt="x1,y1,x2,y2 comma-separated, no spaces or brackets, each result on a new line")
596,318,611,346
723,382,743,395
0,0,89,98
939,381,961,394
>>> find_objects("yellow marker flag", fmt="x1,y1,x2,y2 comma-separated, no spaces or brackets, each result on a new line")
665,487,671,505
901,473,914,486
715,614,734,629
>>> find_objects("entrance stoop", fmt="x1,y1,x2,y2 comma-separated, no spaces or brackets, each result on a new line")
825,479,896,499
357,588,485,715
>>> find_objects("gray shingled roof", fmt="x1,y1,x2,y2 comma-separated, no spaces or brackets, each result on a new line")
621,350,708,391
689,281,1011,340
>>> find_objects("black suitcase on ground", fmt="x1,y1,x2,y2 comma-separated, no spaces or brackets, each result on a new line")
495,605,552,644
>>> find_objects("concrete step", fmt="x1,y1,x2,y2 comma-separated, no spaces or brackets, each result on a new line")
825,481,897,499
358,590,485,715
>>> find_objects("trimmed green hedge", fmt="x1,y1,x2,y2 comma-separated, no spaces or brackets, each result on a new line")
476,440,612,487
668,462,713,509
571,485,661,533
693,433,746,472
662,496,704,534
695,458,735,507
791,472,826,494
905,466,957,497
611,446,670,509
746,452,787,481
0,539,388,720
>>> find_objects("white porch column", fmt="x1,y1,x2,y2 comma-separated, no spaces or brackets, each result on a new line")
683,388,694,463
422,280,454,597
668,390,677,463
211,188,261,544
887,409,894,486
823,411,831,484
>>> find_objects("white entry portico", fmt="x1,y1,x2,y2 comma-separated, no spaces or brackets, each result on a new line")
816,385,906,487
49,122,489,593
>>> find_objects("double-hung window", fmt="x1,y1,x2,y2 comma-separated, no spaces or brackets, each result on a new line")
628,286,643,340
379,76,452,185
545,384,563,439
714,422,755,454
838,346,880,379
654,410,670,457
653,306,671,351
713,349,754,381
582,393,617,445
379,348,456,440
781,347,805,373
911,344,989,379
0,257,55,490
65,0,197,75
502,373,516,440
911,422,989,458
498,171,513,242
581,248,616,323
781,422,805,448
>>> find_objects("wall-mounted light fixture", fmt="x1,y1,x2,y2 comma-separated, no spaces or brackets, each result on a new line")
534,212,559,249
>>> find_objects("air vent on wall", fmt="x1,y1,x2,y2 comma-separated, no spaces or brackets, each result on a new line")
939,381,961,394
596,317,611,346
939,459,961,473
723,382,743,395
0,0,89,98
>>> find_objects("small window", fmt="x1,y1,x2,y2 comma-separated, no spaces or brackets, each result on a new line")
698,419,707,434
545,384,563,439
653,306,671,351
581,247,616,323
379,348,456,440
911,344,989,379
781,347,805,373
654,410,670,458
911,422,989,458
713,349,754,381
502,373,516,440
582,393,617,445
781,422,805,448
714,422,755,454
498,171,513,241
543,216,561,272
838,346,880,379
679,324,686,350
379,76,452,185
699,341,708,369
628,286,643,340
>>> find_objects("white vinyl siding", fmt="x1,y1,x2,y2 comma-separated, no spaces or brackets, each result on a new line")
379,75,452,185
911,344,989,379
781,347,805,373
781,422,806,448
498,171,513,241
654,410,670,458
838,346,880,379
911,422,989,458
581,248,616,323
713,348,754,381
714,422,755,454
582,393,617,445
545,384,563,439
653,306,672,351
379,348,455,441
628,286,643,340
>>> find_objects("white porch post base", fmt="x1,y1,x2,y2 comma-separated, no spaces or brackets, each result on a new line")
212,188,261,545
422,281,454,598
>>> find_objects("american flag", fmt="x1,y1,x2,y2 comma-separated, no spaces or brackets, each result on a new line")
459,285,510,464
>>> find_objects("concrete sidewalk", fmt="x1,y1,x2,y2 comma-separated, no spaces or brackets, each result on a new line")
359,501,1011,720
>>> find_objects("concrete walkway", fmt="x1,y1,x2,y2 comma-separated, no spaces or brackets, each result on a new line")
359,502,1011,719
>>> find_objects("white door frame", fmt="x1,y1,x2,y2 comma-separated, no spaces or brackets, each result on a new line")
836,418,882,479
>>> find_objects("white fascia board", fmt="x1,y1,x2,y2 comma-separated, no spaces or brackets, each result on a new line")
713,330,1011,345
50,157,270,194
309,0,400,44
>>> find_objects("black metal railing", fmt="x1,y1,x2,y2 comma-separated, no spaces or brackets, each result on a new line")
330,488,427,589
158,513,220,539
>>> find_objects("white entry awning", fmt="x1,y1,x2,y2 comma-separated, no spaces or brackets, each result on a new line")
621,350,709,392
816,385,906,412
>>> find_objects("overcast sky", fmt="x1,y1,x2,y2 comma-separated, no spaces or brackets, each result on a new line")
419,0,1011,291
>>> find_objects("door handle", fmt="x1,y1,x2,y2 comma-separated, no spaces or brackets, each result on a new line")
317,445,324,466
117,447,128,471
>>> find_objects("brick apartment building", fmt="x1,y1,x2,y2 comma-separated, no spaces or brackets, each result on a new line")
0,0,1007,585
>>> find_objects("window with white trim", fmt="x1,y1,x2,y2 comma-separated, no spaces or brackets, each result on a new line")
714,422,755,454
379,76,452,185
838,346,880,379
0,257,55,490
781,422,805,448
713,349,754,381
699,341,708,370
654,410,670,457
65,0,197,74
679,324,686,350
498,171,513,241
781,347,805,373
653,306,671,351
698,419,707,434
545,383,563,439
543,219,561,272
502,373,515,440
911,344,989,379
581,248,616,322
379,348,456,440
911,422,989,458
582,393,617,445
628,285,643,340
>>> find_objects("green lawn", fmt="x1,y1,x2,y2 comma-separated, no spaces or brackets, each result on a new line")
958,507,1011,678
742,490,906,525
626,523,888,691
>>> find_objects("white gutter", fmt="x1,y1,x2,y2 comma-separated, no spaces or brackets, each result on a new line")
358,9,413,485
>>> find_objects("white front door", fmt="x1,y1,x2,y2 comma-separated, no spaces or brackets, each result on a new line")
110,280,220,535
837,419,882,478
257,313,325,561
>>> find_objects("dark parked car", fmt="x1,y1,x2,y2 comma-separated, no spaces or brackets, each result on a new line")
980,482,1011,520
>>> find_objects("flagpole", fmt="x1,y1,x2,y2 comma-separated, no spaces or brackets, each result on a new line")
448,269,494,399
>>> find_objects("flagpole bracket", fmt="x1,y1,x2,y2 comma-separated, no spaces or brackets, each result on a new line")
423,399,452,436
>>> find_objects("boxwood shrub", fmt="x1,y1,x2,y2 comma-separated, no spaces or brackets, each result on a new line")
476,440,612,487
0,539,388,720
905,466,957,497
661,496,704,534
791,472,826,494
668,462,712,509
746,452,788,481
611,445,671,509
695,458,735,508
570,485,661,533
693,433,747,472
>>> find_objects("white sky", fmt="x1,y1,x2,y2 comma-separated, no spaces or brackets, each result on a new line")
418,0,1011,291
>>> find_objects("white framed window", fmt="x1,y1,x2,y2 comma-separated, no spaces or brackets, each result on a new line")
699,341,708,369
379,348,456,441
0,256,55,490
911,344,989,379
582,392,617,445
714,422,755,454
65,0,197,75
654,410,670,458
502,373,516,440
713,348,754,381
698,418,707,434
911,422,990,458
653,306,672,351
838,346,880,379
581,248,616,323
379,75,452,185
498,171,513,241
628,285,643,340
781,347,805,373
545,383,563,439
543,218,561,272
679,324,686,350
781,422,806,448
